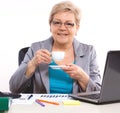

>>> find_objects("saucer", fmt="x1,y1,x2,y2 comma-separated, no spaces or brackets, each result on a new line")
49,65,66,69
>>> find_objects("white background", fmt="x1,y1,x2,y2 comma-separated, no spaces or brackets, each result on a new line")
0,0,120,92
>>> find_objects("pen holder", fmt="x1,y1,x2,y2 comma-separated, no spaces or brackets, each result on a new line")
0,97,11,111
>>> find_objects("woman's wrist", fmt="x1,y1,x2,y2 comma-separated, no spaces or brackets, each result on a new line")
25,59,37,77
77,72,90,91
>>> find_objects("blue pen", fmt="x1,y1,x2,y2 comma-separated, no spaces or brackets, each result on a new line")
27,94,33,100
35,99,45,107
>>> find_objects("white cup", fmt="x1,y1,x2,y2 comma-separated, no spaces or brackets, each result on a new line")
52,51,65,61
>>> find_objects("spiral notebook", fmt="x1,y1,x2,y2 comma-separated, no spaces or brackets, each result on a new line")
12,94,70,104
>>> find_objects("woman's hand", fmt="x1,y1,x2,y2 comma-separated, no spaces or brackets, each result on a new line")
26,49,52,77
31,49,52,67
62,64,90,91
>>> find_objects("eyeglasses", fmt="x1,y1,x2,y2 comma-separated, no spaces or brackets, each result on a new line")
52,20,75,28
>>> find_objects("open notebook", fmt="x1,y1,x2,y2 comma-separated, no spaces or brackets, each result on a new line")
69,51,120,104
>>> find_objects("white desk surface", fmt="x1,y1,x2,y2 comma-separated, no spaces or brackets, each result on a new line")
7,94,120,113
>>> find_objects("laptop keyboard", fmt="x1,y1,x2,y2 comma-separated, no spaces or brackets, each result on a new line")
79,93,100,99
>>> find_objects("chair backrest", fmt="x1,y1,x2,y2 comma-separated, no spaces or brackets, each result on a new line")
18,47,34,93
18,47,29,65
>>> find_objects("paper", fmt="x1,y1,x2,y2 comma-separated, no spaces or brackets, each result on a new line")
12,94,34,104
62,100,80,105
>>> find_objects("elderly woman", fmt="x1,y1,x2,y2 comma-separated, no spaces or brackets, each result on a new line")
9,1,101,94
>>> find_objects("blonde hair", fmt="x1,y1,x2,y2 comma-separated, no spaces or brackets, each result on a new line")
49,1,81,26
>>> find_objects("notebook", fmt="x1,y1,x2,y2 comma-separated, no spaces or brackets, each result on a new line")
69,51,120,104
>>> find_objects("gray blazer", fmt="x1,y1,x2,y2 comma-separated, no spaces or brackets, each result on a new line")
9,37,101,94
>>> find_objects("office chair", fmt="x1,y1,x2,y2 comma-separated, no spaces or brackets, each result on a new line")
18,47,34,93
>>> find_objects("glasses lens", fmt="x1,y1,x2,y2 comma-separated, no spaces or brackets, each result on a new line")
52,21,61,27
65,22,75,28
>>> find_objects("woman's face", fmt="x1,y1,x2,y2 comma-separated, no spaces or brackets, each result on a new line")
50,11,79,45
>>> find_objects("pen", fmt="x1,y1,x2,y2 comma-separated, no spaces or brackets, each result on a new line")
27,94,33,100
35,99,45,107
37,99,59,105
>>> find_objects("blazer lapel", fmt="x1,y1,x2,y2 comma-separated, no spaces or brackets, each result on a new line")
39,64,50,93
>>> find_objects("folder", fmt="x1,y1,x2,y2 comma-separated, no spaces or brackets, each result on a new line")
0,97,11,111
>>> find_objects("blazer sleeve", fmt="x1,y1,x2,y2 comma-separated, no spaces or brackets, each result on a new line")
86,46,101,92
9,47,34,93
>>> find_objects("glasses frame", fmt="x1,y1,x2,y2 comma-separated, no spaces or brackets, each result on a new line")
51,20,75,28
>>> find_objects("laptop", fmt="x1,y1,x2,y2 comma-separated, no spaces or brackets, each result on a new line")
69,51,120,104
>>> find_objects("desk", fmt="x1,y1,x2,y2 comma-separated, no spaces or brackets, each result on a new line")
7,94,120,113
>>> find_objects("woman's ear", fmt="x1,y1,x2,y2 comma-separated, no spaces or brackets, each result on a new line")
50,23,52,32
